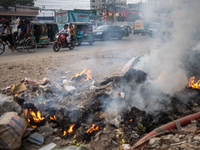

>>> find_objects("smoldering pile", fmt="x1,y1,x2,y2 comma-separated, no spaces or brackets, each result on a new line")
1,61,200,149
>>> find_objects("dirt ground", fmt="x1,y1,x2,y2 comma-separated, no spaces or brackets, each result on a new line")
0,35,155,89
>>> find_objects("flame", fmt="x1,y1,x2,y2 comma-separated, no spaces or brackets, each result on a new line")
74,68,92,81
50,116,57,120
130,119,133,122
23,109,28,116
87,124,99,133
189,76,200,89
62,131,67,137
28,119,30,123
15,94,18,98
32,126,36,128
68,124,75,133
30,110,45,123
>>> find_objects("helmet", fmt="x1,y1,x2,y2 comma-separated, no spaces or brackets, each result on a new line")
64,24,68,27
69,22,72,25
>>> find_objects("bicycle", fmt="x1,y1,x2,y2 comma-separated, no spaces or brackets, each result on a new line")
0,34,37,55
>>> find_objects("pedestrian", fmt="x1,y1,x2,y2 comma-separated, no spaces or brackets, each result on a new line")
0,16,15,51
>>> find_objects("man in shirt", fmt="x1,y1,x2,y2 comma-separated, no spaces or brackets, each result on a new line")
59,24,70,43
0,16,15,51
17,20,27,43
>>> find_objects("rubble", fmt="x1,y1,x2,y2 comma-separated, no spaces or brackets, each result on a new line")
1,66,200,149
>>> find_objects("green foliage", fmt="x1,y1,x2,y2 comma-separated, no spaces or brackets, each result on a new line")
0,0,34,6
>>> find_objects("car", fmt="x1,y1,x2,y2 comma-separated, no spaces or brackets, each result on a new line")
148,22,162,37
93,25,124,40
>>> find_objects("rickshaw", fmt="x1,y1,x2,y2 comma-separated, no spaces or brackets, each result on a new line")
72,22,94,46
121,25,132,37
45,22,59,42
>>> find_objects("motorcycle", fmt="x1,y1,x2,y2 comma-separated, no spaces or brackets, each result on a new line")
53,33,75,52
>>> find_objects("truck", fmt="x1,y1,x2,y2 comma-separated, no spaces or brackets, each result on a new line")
133,20,149,35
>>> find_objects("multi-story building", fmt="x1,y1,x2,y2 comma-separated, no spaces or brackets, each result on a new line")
90,0,106,9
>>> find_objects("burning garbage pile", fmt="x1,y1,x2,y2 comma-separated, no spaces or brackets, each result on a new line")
1,64,200,150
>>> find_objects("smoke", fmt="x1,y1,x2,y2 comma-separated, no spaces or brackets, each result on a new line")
105,0,200,114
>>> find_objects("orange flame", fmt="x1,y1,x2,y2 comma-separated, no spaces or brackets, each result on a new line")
50,116,57,120
32,126,36,128
62,131,67,137
74,68,92,81
68,124,75,133
23,109,28,116
15,94,18,98
28,119,31,123
189,76,200,89
130,119,133,122
30,110,45,123
87,124,99,133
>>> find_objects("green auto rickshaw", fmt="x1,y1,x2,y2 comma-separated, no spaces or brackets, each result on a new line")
31,21,50,48
45,22,59,42
72,22,94,46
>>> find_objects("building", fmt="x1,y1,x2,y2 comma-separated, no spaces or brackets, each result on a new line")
0,5,39,21
115,0,127,9
90,0,106,9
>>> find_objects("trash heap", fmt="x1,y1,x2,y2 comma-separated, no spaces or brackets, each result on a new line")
1,67,200,150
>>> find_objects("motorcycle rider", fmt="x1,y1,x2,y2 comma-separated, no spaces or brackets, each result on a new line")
59,24,70,43
69,22,75,41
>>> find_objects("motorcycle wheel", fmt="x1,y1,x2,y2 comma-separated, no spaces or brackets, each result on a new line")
69,43,75,50
53,42,61,52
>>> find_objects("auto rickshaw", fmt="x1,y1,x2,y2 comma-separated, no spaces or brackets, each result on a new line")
31,21,50,48
72,22,94,46
121,25,132,37
45,22,59,42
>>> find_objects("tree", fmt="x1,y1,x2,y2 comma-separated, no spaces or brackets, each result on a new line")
0,0,34,6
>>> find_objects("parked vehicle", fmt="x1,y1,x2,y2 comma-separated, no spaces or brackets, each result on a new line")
148,22,162,37
53,33,75,52
72,22,94,46
133,20,149,35
45,22,59,41
94,25,124,40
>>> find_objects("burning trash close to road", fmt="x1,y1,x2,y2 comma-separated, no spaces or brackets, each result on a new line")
2,1,200,150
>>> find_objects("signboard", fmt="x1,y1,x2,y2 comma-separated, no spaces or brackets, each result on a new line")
68,11,90,22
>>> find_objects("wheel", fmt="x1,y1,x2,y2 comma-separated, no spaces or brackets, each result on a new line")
0,41,5,55
53,42,61,52
103,35,108,41
69,43,75,50
89,40,93,45
42,44,47,48
15,44,25,52
26,40,37,53
78,43,81,46
118,36,122,40
142,32,145,36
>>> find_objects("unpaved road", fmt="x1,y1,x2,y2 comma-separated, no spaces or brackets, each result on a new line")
0,35,155,89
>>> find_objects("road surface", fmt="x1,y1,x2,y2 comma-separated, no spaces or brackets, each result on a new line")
0,35,155,88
